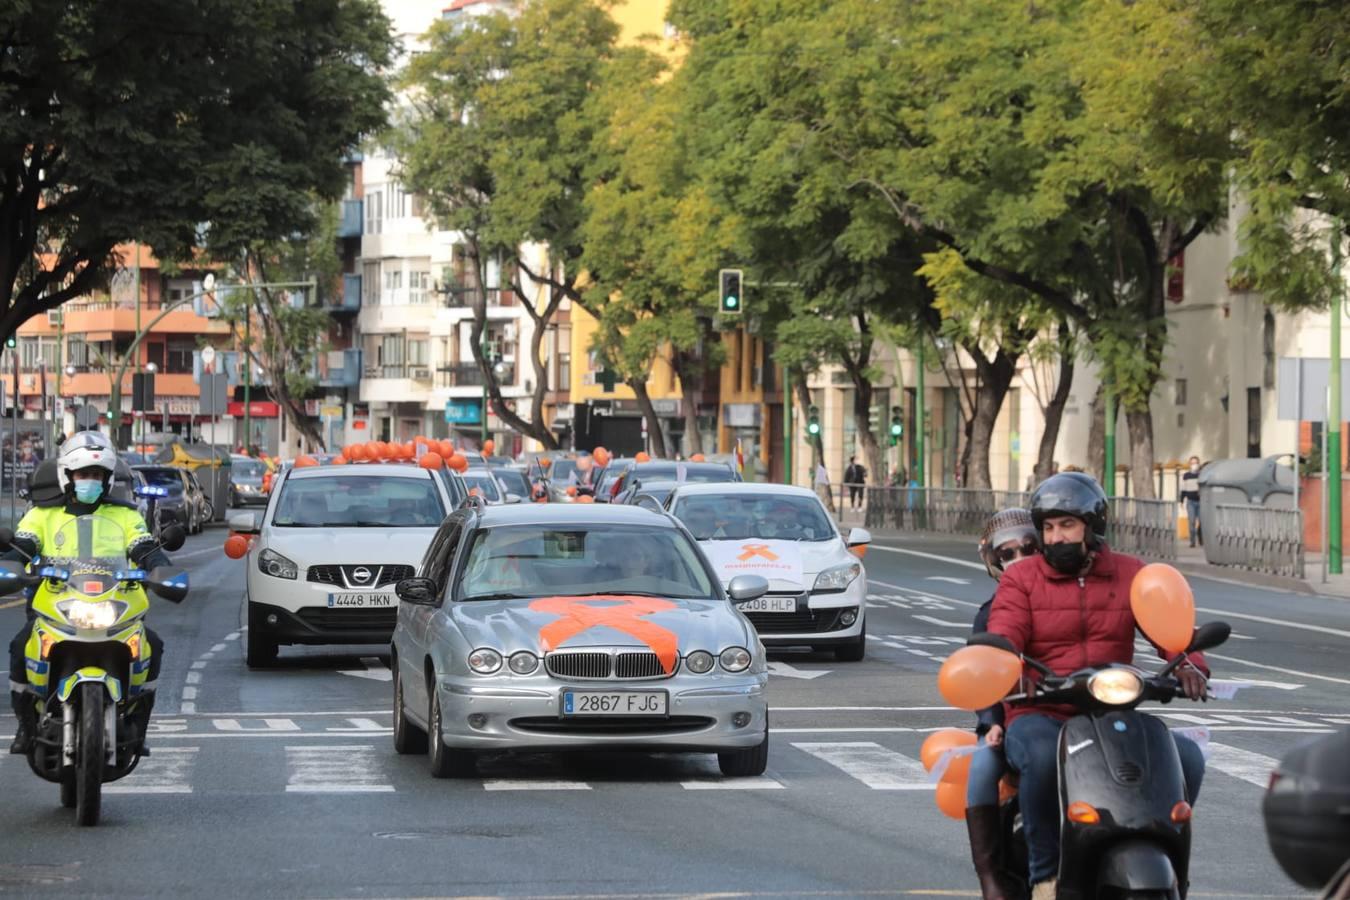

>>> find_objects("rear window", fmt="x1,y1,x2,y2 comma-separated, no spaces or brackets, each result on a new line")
462,472,502,502
138,468,182,487
233,461,266,478
273,474,445,527
494,469,530,497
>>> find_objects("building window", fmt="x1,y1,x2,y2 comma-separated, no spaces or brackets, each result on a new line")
145,341,165,372
409,270,431,305
166,338,195,374
67,338,90,369
362,262,379,305
408,339,429,367
365,190,382,234
1174,378,1187,406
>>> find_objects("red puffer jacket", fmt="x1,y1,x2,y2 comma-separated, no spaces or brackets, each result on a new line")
986,545,1209,728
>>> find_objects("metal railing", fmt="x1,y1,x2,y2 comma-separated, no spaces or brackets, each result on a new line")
862,486,1178,560
1209,504,1305,579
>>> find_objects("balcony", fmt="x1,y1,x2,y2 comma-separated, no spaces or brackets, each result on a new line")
313,349,362,388
338,199,363,238
442,286,518,308
438,362,484,388
322,274,361,314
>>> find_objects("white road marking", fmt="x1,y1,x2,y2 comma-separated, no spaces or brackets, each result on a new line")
869,545,986,571
926,576,971,585
913,615,971,628
211,643,226,653
285,744,393,793
225,632,240,641
1207,742,1280,788
106,747,198,794
324,717,388,733
185,672,201,685
1205,652,1350,686
767,662,832,680
681,777,785,790
338,657,393,682
190,661,207,670
181,687,197,700
483,780,592,791
214,717,301,732
792,741,932,789
868,579,981,609
180,702,196,714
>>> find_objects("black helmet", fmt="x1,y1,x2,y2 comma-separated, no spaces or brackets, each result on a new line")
1029,472,1108,545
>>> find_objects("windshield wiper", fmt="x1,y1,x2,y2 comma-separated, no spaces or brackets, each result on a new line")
559,590,674,599
460,591,532,602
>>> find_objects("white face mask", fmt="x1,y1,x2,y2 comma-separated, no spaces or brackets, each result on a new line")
1190,463,1200,473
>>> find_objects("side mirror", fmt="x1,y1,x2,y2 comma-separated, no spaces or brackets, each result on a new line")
1187,621,1231,654
160,524,187,552
847,526,872,559
0,527,13,548
395,577,438,605
728,574,770,604
147,566,189,603
227,510,261,535
0,559,36,592
504,493,523,504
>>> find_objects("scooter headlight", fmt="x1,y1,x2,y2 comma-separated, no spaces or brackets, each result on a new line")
1088,668,1144,706
59,599,122,630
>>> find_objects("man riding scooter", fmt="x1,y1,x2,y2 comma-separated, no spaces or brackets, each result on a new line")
8,432,173,755
986,472,1211,900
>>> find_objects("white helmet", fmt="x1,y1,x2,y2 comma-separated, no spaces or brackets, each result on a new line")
57,430,118,493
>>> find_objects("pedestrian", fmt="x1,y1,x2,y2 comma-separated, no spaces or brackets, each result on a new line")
1182,455,1202,547
844,455,867,510
814,461,834,513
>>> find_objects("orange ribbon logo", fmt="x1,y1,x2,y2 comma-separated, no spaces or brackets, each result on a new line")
738,543,779,561
530,596,680,674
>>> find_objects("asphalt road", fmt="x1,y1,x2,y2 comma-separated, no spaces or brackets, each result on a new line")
1,527,1341,898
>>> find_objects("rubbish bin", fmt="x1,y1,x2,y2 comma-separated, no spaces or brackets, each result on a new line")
1197,455,1295,565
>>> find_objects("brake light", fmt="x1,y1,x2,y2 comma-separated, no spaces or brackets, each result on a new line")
1170,801,1192,823
1066,802,1100,824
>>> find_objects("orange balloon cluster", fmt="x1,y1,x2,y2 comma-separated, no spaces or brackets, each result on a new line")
483,439,495,456
937,645,1022,711
294,455,318,468
447,453,468,473
592,446,611,467
635,451,651,463
419,452,444,470
690,453,706,462
1130,563,1196,654
921,728,979,820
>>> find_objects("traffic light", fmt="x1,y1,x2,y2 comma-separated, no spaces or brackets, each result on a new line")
132,372,156,411
889,406,903,445
4,335,14,349
806,404,821,438
718,268,743,315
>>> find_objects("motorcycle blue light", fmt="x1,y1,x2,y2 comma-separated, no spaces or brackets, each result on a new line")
1114,721,1127,732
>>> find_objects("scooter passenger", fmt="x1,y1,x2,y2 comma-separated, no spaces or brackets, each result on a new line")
986,473,1210,900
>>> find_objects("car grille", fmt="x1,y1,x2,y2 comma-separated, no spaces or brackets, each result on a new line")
614,652,670,679
545,652,612,679
745,608,846,635
306,564,414,589
510,716,713,735
544,650,677,680
295,607,397,633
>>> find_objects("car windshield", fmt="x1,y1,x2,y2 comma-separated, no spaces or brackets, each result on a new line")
494,469,530,497
463,472,502,502
549,459,577,481
272,475,445,527
232,461,266,479
673,493,837,542
458,524,716,601
137,468,182,487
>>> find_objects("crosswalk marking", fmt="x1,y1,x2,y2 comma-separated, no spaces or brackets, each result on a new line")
285,745,394,793
483,779,592,791
791,741,931,790
106,747,198,794
1206,742,1278,788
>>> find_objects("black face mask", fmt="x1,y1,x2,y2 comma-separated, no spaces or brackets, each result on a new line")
1043,541,1088,574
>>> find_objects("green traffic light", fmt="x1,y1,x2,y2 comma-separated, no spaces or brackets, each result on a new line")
807,423,820,436
723,295,739,310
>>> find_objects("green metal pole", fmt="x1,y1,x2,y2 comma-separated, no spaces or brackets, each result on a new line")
783,367,793,485
244,308,252,455
1330,222,1344,574
1104,383,1116,497
916,339,926,487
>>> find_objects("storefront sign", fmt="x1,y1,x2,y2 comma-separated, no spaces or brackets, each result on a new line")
226,401,281,418
445,399,482,425
724,403,761,428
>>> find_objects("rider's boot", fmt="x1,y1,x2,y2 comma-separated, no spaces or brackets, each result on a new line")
127,692,156,757
9,690,35,754
966,805,1014,900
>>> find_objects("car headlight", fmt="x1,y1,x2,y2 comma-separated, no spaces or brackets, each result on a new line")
258,548,298,580
1088,668,1144,706
61,600,121,630
508,651,539,675
468,648,503,675
719,646,752,673
685,650,715,674
813,562,862,593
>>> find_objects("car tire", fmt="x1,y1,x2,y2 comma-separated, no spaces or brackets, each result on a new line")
718,715,769,778
427,691,475,778
835,622,866,662
392,667,428,755
244,622,278,669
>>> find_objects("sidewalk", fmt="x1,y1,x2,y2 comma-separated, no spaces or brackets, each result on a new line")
834,504,1350,601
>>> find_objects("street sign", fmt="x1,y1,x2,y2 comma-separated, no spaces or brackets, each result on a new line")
1277,357,1350,422
201,345,216,369
74,405,101,428
445,399,482,425
320,405,343,418
199,372,230,417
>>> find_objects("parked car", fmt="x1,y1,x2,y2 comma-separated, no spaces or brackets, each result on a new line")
606,461,741,501
593,459,636,503
229,456,269,508
461,467,505,504
615,478,680,508
133,465,209,535
489,467,531,503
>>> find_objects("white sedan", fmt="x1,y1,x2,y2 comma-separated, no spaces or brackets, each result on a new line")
665,483,870,661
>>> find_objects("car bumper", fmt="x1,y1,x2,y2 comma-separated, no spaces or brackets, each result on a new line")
434,675,768,752
247,598,395,646
745,578,867,646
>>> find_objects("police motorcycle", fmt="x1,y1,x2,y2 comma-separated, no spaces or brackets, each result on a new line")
0,517,187,826
940,567,1231,900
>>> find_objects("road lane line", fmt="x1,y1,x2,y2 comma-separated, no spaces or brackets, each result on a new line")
681,777,785,790
483,780,592,791
105,746,197,794
868,579,981,609
792,741,932,789
869,545,986,571
285,745,393,793
913,615,971,628
1207,742,1280,787
1205,652,1350,686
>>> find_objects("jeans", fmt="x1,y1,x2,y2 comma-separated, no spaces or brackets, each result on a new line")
966,738,1008,807
1004,713,1206,884
1185,498,1202,546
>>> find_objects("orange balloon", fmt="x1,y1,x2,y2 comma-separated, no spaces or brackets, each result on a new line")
332,455,348,465
294,455,318,468
920,728,978,773
635,451,651,463
347,443,368,462
483,439,495,456
935,781,968,820
593,446,611,467
566,485,578,497
448,453,468,473
938,645,1022,711
438,440,456,458
690,453,706,462
575,494,595,504
224,535,250,560
1130,563,1196,655
419,452,444,470
415,435,428,445
540,457,553,469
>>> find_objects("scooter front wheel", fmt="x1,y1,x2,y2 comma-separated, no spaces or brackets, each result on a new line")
75,683,104,826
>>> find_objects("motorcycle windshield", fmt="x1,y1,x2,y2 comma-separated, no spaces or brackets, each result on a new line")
47,515,130,580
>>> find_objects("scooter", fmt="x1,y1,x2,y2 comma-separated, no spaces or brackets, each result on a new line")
0,516,188,826
970,620,1232,900
1263,725,1350,900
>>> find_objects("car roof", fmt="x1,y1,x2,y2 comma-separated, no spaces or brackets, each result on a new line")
670,482,818,498
284,465,438,481
473,502,674,528
632,461,733,473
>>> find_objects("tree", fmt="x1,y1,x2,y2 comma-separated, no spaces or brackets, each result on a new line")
397,0,623,450
0,0,393,342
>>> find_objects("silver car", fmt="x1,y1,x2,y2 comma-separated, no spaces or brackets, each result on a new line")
390,502,771,779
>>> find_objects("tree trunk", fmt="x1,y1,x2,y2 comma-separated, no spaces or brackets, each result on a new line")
629,378,668,459
1087,382,1106,483
673,350,703,457
793,371,832,511
964,343,1020,490
1034,325,1075,486
1126,408,1157,499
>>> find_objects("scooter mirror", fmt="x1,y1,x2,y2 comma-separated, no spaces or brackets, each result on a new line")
0,527,14,548
147,566,189,603
0,559,30,589
160,524,187,553
1187,621,1231,654
967,632,1016,654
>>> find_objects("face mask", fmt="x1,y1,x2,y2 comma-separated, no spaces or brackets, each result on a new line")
73,480,104,505
1043,541,1088,574
1189,463,1200,473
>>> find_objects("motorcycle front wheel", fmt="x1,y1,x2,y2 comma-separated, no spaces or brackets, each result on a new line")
75,683,104,826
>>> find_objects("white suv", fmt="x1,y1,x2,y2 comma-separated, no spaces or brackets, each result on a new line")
229,464,454,668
